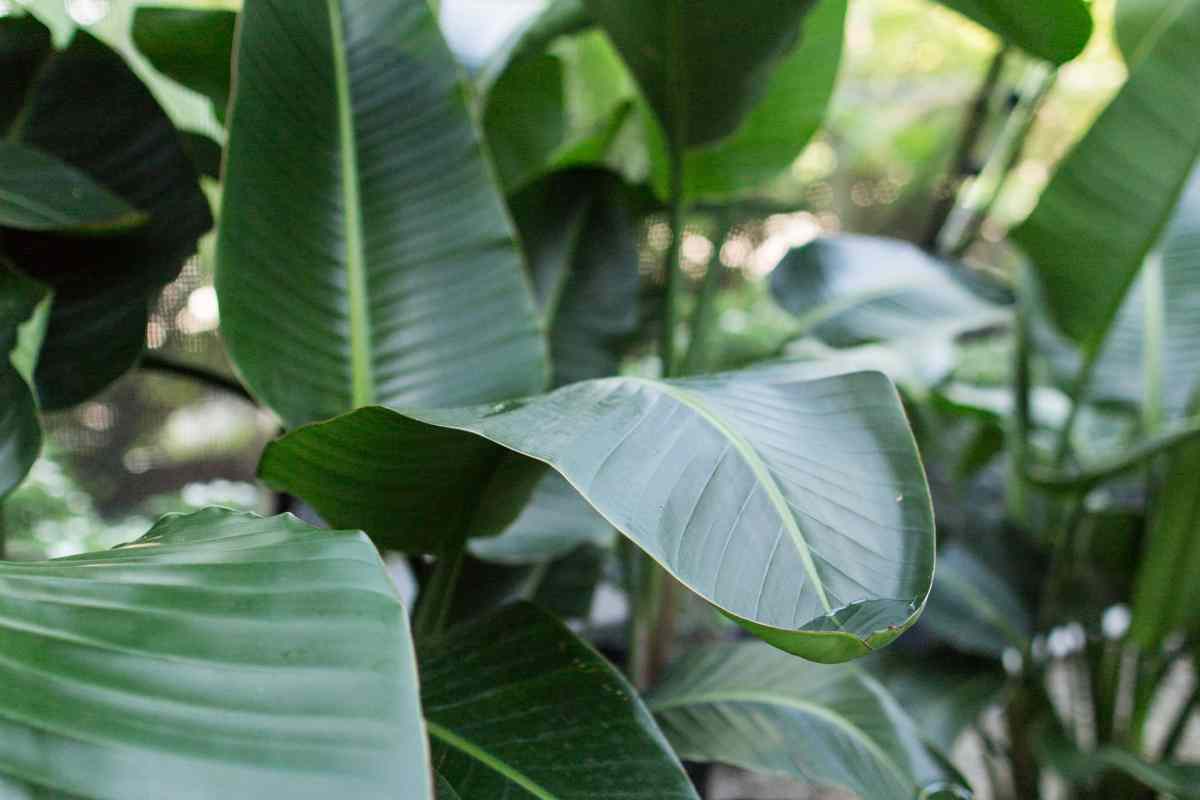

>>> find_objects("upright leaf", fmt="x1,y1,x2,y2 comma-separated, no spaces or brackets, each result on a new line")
0,140,144,232
0,266,48,499
1012,0,1200,354
218,0,548,428
580,0,817,149
0,14,52,133
420,604,698,799
647,642,973,800
0,508,431,799
936,0,1093,64
132,8,237,122
261,369,936,663
1,31,212,409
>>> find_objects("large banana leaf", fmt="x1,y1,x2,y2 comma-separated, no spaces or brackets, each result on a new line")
1012,0,1200,355
217,0,548,428
770,235,1008,347
647,642,972,800
1,31,212,410
0,266,48,500
260,368,936,663
0,508,431,799
0,14,51,133
132,8,237,123
420,604,698,799
580,0,817,150
936,0,1092,64
0,140,144,232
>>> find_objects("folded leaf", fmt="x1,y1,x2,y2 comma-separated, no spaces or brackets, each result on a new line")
132,8,237,122
261,368,936,663
0,265,48,499
936,0,1092,64
0,508,431,799
420,603,698,799
647,641,973,800
217,0,548,428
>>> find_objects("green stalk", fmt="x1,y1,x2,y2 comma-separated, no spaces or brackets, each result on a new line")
413,537,466,639
681,216,734,376
659,146,686,380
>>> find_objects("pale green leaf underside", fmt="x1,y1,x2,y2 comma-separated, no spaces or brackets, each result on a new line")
0,508,430,799
217,0,547,428
261,369,936,663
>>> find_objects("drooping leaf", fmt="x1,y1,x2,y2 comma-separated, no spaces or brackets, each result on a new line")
1011,0,1200,354
0,14,52,133
0,508,431,799
647,641,973,800
770,235,1008,348
131,8,237,122
0,265,48,500
420,603,698,799
935,0,1093,64
1,31,213,409
261,368,936,663
580,0,818,149
1036,721,1200,798
672,0,847,199
922,544,1033,658
217,0,548,428
0,140,145,232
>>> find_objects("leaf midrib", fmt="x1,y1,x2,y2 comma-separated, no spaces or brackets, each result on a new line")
325,0,374,407
426,720,559,800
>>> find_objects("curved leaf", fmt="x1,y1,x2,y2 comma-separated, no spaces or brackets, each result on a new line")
261,368,936,663
421,603,698,799
131,8,237,122
0,140,144,232
647,641,972,800
217,0,548,428
1,31,212,409
1012,0,1200,354
936,0,1093,64
0,14,51,133
0,508,431,799
581,0,818,149
0,265,48,500
770,235,1008,347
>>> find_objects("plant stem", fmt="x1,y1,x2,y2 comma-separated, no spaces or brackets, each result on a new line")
140,352,255,403
923,45,1008,251
413,538,466,639
1008,282,1034,523
660,147,686,380
681,216,734,376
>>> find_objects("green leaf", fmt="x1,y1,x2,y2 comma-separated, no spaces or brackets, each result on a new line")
0,265,48,500
770,236,1008,347
580,0,818,149
1012,0,1200,354
484,54,569,192
217,0,548,428
1036,722,1200,797
0,508,431,799
674,0,847,199
1131,437,1200,648
131,8,237,122
420,603,698,799
0,140,145,232
647,641,973,800
476,0,589,94
1,31,213,409
1115,0,1193,68
261,368,936,663
0,14,52,134
922,544,1033,658
935,0,1093,64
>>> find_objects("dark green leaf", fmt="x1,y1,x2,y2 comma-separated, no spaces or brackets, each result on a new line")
421,603,698,799
217,0,548,428
0,508,431,799
648,641,973,800
0,140,145,232
1,31,213,410
484,54,568,192
770,236,1008,348
0,265,48,499
936,0,1093,64
1012,1,1200,354
922,544,1033,658
580,0,818,149
0,13,51,134
529,543,607,619
1036,722,1200,797
261,368,936,663
179,130,224,181
477,0,589,94
131,8,237,122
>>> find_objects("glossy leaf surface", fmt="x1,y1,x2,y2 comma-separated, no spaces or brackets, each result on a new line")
217,0,547,428
1,31,212,409
936,0,1093,64
648,641,973,800
261,368,936,663
132,8,237,122
421,604,697,799
0,508,431,799
0,140,144,232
